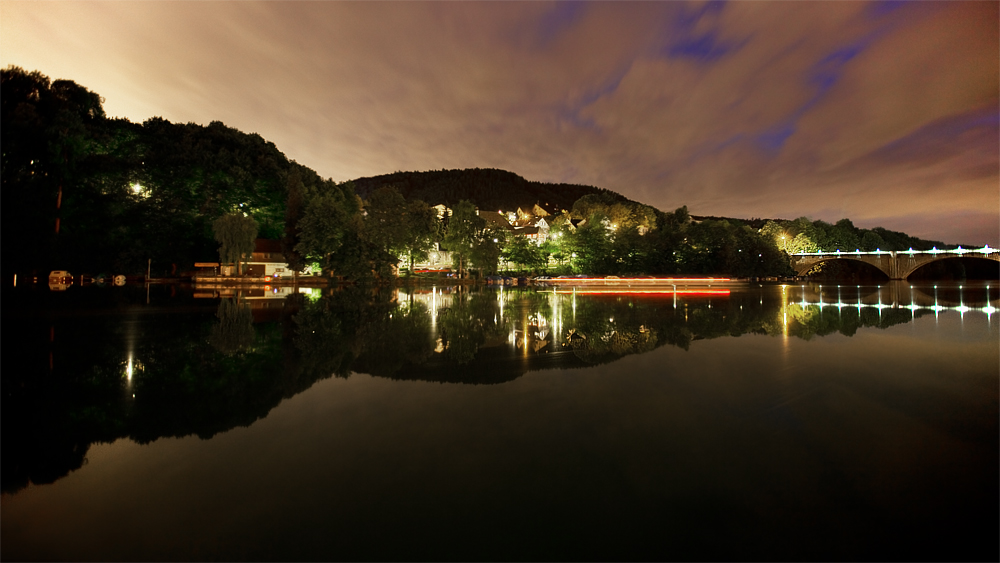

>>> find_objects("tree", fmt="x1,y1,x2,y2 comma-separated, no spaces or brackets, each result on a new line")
442,200,484,278
401,199,439,274
787,232,817,254
362,186,411,275
281,169,308,275
295,189,354,277
671,205,690,226
571,213,614,274
209,297,255,355
571,192,657,233
470,226,505,275
859,230,887,252
611,225,655,274
502,235,546,273
760,220,786,250
1,66,107,273
213,213,258,275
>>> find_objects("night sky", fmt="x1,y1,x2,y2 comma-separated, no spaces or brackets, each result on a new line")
2,1,997,245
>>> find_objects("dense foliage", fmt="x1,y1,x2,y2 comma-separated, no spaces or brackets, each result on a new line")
3,66,956,281
350,168,631,214
1,66,342,276
758,217,944,254
213,213,258,274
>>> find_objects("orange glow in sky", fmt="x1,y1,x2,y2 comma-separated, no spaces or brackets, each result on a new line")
2,1,996,244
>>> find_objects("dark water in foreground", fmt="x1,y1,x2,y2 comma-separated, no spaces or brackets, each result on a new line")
2,282,997,561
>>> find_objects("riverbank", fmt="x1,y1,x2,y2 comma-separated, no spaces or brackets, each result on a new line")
191,275,329,286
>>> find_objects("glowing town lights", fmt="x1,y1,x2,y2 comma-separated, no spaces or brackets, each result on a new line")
127,355,134,381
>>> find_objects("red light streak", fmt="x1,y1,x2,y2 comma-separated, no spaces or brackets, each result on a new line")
546,277,732,283
556,289,730,296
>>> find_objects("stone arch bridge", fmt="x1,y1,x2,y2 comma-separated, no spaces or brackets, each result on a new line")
790,247,999,280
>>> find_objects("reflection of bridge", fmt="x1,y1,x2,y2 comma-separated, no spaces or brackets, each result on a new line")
781,281,998,319
790,246,999,279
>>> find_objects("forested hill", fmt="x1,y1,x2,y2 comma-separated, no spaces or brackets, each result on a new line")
2,65,964,278
350,168,633,213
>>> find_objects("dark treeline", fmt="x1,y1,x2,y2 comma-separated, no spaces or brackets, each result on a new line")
350,168,631,213
2,66,342,276
3,283,943,494
2,67,954,281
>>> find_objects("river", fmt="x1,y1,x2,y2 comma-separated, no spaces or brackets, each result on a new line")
2,281,997,560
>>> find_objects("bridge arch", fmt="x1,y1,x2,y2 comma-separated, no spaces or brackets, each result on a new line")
791,248,1000,280
791,254,894,278
906,256,1000,280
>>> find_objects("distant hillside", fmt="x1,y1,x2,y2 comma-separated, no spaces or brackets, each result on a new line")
350,168,633,213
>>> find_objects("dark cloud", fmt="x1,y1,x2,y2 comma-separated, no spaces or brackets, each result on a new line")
2,1,996,244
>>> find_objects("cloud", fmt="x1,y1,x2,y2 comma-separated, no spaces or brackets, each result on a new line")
1,1,996,244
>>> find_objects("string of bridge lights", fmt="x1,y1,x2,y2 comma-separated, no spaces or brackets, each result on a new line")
793,284,996,322
792,245,996,256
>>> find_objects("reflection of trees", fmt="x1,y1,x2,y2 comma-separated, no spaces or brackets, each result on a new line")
209,298,255,355
438,292,510,364
567,326,658,364
2,291,306,494
781,304,925,339
2,284,939,495
293,285,438,378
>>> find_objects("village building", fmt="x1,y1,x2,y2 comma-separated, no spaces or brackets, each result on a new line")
477,210,516,232
236,239,315,277
411,201,557,271
432,204,452,219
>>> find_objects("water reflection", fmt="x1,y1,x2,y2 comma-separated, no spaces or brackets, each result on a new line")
2,282,996,494
209,297,256,356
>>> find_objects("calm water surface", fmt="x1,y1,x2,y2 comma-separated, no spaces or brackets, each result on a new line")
2,282,997,561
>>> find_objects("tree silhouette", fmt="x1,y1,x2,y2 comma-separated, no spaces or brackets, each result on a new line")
213,213,258,275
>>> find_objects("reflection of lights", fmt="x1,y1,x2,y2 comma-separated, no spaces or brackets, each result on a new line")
557,289,730,296
547,277,732,284
797,299,996,317
124,352,144,389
